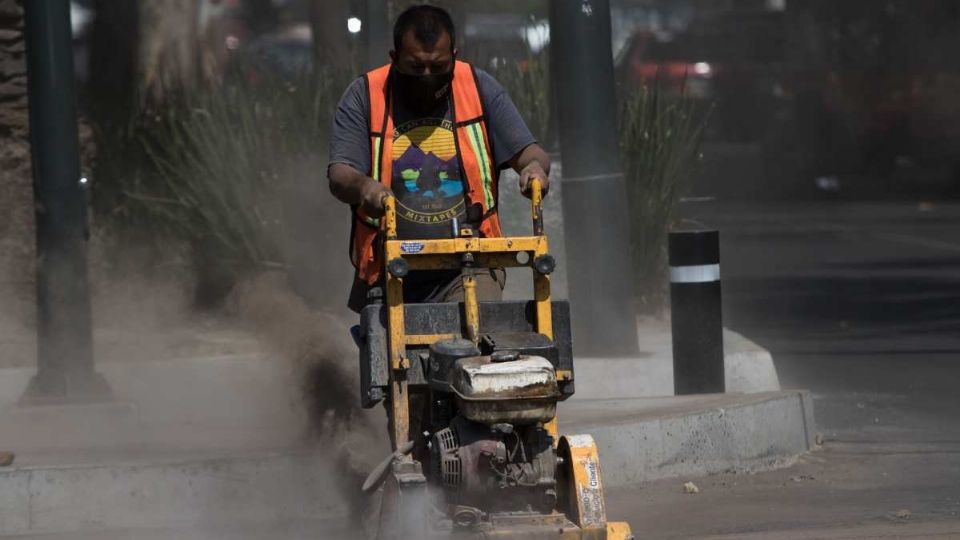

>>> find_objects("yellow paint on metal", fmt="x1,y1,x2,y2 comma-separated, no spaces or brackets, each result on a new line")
526,182,561,446
534,244,553,340
404,333,460,346
463,273,481,344
387,270,409,450
606,521,633,540
530,179,547,240
559,435,608,535
383,196,409,449
384,196,397,240
387,278,406,373
385,236,543,259
556,369,573,382
544,417,559,440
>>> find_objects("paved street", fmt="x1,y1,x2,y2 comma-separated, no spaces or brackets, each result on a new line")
11,202,960,540
610,200,960,538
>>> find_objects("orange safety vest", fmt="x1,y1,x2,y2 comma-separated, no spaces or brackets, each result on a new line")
351,61,503,284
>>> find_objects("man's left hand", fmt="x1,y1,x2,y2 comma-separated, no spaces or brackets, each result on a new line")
519,161,550,198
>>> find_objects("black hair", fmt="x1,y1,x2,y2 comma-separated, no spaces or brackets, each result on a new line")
393,4,456,52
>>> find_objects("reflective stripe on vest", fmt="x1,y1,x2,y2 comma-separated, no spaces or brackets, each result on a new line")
350,61,502,284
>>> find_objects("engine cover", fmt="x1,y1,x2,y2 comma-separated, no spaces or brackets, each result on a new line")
449,355,560,425
429,417,557,518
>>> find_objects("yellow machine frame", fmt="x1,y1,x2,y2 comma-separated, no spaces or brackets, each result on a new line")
379,180,632,540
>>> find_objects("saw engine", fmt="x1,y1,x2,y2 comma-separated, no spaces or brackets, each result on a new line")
424,339,563,527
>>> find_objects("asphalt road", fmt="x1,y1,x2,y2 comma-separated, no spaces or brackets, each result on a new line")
608,200,960,539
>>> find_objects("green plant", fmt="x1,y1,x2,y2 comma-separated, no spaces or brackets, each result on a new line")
472,33,552,146
489,47,551,145
619,85,710,313
91,64,350,302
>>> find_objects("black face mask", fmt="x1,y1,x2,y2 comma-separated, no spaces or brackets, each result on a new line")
393,69,454,114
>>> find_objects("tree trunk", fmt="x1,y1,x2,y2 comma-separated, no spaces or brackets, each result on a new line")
0,0,33,325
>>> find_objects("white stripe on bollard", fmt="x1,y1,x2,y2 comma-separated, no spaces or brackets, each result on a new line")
670,264,721,284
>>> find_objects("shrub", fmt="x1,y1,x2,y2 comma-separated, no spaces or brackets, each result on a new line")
619,85,710,313
91,65,350,304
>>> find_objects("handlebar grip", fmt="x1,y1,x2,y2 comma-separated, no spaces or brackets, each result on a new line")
530,179,544,236
383,195,397,239
529,178,543,203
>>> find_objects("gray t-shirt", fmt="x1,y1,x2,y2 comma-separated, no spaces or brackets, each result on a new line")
328,66,536,240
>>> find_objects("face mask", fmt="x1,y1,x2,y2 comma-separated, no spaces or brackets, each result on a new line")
393,69,454,114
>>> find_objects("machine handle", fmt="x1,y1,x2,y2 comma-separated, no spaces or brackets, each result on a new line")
530,178,544,236
384,181,543,239
383,194,397,240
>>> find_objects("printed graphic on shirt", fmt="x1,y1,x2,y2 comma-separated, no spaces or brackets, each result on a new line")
392,118,465,237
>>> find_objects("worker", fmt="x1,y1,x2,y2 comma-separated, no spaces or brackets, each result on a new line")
328,4,551,312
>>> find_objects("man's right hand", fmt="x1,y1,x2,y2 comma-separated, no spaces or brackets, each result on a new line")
359,180,393,218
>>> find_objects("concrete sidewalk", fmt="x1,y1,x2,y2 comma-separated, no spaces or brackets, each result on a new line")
563,390,815,486
572,321,781,399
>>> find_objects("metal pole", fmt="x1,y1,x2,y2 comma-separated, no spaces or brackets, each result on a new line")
548,0,638,356
669,229,724,395
22,0,109,402
365,0,389,70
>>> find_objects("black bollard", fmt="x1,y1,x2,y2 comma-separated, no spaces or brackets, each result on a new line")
669,229,724,395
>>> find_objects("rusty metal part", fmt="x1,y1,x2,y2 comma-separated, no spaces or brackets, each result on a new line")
463,272,480,344
449,356,560,425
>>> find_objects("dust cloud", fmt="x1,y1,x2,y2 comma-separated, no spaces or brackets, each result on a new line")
227,271,386,514
0,200,386,538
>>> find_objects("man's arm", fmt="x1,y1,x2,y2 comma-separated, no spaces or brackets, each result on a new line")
328,163,393,218
326,78,392,217
511,143,551,197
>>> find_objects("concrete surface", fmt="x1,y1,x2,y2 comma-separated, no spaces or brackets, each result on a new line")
0,354,307,454
0,452,344,537
0,390,813,537
562,390,815,486
572,323,781,399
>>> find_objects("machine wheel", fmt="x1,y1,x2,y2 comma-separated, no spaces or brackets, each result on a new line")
557,434,631,537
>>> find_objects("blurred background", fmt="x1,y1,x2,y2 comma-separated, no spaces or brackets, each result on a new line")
18,0,957,316
5,0,960,395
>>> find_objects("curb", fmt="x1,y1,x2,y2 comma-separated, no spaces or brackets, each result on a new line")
561,390,816,487
0,452,344,537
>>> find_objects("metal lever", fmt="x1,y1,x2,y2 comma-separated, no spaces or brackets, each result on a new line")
530,178,544,236
383,195,397,239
